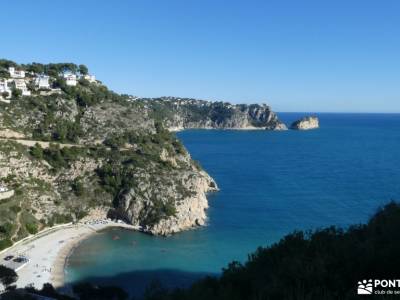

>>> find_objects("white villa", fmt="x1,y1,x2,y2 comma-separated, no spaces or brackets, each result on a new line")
0,80,11,98
35,75,50,89
0,67,98,99
8,67,25,79
63,73,77,86
83,74,96,83
14,79,31,96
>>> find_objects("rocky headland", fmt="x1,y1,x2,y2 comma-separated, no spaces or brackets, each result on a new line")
139,97,288,131
0,59,291,248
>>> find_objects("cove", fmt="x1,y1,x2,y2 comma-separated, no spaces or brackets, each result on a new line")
65,113,400,296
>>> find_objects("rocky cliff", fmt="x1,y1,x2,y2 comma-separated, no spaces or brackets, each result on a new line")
139,97,287,131
290,116,319,130
117,170,218,235
0,60,287,247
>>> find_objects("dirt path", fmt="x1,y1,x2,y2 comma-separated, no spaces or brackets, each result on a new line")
0,129,25,139
11,202,22,242
0,138,82,149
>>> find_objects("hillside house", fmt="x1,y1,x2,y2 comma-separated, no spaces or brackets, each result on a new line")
83,74,96,83
35,75,50,89
63,73,77,86
0,80,11,98
8,67,25,78
14,79,31,96
0,185,14,200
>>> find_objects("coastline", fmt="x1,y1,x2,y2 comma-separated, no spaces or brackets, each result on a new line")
169,126,277,132
52,221,139,288
51,227,93,288
0,219,140,290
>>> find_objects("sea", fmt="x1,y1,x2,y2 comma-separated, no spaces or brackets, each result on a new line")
65,113,400,296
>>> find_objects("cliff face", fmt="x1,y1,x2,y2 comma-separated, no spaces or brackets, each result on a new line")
117,169,218,235
0,60,287,245
290,116,319,130
140,98,287,131
0,96,219,240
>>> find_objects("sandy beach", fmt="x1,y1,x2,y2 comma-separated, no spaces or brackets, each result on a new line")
0,215,139,290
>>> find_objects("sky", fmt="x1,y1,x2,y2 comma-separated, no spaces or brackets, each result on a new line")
1,0,400,112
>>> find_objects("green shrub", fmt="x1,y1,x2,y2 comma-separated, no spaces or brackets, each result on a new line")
0,238,12,251
52,120,82,143
49,213,73,225
25,222,38,235
9,206,21,214
71,179,84,196
11,87,22,99
79,78,90,87
30,143,44,160
96,162,123,196
0,223,13,236
75,210,88,220
42,145,85,170
78,64,89,75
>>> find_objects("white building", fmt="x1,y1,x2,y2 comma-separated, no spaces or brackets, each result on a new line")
63,73,77,86
0,185,14,200
8,67,25,79
14,79,31,96
0,80,11,98
83,74,96,83
35,75,50,89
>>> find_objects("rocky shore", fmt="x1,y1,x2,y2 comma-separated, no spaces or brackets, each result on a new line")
139,98,288,131
117,170,218,235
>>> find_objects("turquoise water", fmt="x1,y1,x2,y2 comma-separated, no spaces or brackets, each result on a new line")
65,113,400,295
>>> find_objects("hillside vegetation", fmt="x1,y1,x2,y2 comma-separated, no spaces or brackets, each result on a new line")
2,202,399,300
139,97,287,130
0,60,219,248
143,202,400,300
0,59,288,248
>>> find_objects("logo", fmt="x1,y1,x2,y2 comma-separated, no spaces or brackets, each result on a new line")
358,279,373,295
357,279,400,295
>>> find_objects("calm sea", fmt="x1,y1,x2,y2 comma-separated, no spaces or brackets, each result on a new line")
65,113,400,296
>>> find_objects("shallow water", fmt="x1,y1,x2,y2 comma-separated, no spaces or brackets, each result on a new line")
65,113,400,295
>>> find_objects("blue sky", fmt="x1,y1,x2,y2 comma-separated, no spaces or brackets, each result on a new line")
1,0,399,112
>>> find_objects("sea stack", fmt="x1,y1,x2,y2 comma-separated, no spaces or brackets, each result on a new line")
290,116,319,130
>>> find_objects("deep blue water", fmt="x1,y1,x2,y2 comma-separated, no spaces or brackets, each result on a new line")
65,113,400,296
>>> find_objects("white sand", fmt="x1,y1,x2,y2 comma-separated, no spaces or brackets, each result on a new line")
0,220,139,290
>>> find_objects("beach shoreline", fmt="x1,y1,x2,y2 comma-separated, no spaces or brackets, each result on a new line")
51,226,93,288
0,216,140,291
52,221,139,289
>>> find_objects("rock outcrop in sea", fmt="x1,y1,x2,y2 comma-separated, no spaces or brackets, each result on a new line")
290,116,319,130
